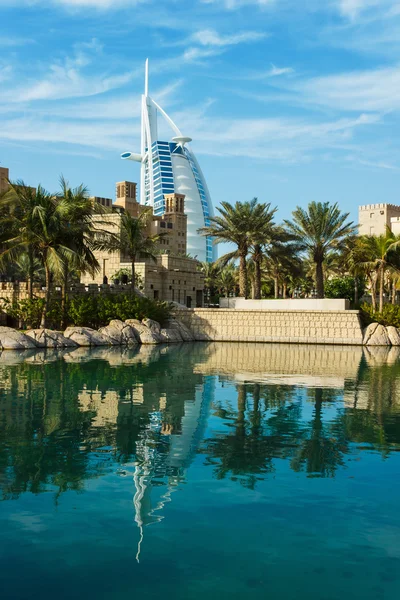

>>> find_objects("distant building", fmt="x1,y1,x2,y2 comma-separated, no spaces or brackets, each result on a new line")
81,180,204,307
91,196,113,209
358,203,400,236
121,60,215,263
0,166,9,195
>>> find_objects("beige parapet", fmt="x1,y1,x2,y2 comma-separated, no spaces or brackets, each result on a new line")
176,308,364,346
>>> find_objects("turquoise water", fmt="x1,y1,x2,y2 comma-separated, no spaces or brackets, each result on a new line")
1,342,400,600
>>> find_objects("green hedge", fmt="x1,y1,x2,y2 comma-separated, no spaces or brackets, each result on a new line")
325,276,365,304
0,294,172,330
360,303,400,328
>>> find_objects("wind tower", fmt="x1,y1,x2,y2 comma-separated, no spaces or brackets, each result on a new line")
121,59,215,262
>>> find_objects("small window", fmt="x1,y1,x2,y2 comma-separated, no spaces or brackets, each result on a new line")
370,212,374,218
370,226,375,235
160,221,166,228
167,223,173,229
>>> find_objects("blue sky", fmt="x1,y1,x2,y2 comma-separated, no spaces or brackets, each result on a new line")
1,0,400,227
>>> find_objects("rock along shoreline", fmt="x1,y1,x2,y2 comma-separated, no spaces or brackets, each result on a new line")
1,320,399,350
0,318,194,350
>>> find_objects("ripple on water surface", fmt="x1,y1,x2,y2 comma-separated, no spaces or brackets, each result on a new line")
0,342,400,600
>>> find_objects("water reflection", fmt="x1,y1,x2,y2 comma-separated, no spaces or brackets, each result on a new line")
1,342,400,558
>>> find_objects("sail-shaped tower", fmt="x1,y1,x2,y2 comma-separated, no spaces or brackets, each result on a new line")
121,60,215,263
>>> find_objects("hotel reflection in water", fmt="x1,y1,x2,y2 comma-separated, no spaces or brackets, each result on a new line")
1,342,400,559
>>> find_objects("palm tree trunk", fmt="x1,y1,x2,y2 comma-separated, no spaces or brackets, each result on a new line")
379,266,384,313
315,260,324,298
283,283,287,299
354,277,359,305
274,277,279,299
131,259,136,292
239,252,247,298
392,280,396,305
368,274,377,312
28,247,34,301
254,246,262,300
40,259,51,329
61,265,68,329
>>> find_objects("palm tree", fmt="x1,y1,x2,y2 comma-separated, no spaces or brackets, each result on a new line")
248,202,277,299
201,261,221,303
0,181,40,299
200,199,274,298
57,177,102,327
217,264,237,297
101,209,162,291
263,235,301,299
284,202,356,298
1,181,78,327
356,229,400,312
13,252,44,285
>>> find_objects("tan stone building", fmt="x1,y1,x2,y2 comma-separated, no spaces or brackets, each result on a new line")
358,203,400,236
81,180,204,307
0,166,9,195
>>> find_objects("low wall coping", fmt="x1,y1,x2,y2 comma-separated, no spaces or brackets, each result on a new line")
176,308,361,315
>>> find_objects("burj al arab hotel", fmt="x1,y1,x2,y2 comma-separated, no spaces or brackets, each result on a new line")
121,60,215,263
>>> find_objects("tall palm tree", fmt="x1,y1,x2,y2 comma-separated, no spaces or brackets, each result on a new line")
0,181,40,299
284,202,356,298
57,177,102,327
200,199,273,298
248,202,277,299
101,209,162,291
356,229,400,312
1,181,77,327
217,264,238,297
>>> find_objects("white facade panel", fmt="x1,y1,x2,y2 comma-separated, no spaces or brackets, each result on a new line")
171,154,207,262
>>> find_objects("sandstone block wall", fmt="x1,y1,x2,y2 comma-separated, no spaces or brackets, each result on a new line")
176,308,364,345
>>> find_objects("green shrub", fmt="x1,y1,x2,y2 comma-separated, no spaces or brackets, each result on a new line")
325,276,365,304
0,297,60,329
67,294,171,328
360,302,400,328
1,293,172,330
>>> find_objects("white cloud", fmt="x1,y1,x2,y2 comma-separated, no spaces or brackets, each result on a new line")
191,29,267,47
297,65,400,112
267,63,293,77
0,65,13,83
0,36,35,47
182,47,225,63
200,0,276,8
337,0,381,20
0,39,139,103
0,0,146,7
0,116,138,151
334,0,400,21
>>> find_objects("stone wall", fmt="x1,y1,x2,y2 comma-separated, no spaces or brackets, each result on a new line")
176,308,364,345
220,298,349,310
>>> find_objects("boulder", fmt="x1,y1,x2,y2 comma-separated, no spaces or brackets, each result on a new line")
63,326,110,346
386,326,400,346
0,326,37,350
363,323,390,346
168,318,195,341
25,328,78,348
363,346,391,367
160,328,183,343
98,320,139,346
142,318,162,335
125,319,162,344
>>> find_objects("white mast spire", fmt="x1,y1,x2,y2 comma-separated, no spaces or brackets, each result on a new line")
144,58,149,97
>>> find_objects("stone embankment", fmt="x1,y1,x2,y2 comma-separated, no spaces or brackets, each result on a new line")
0,318,194,350
1,318,400,350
